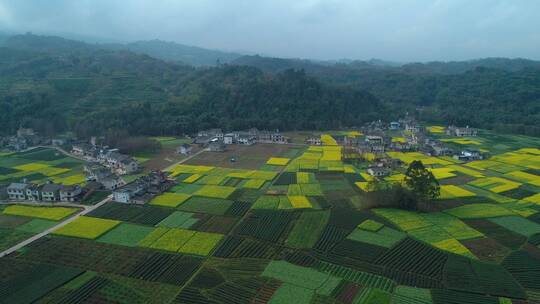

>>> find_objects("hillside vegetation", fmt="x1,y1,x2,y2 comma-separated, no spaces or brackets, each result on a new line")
1,34,539,137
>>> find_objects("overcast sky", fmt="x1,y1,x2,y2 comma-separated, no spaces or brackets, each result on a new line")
0,0,539,62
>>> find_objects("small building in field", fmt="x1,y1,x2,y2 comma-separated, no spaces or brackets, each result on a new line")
41,183,62,201
224,133,234,145
365,135,384,145
112,171,171,204
102,151,140,175
7,183,28,200
25,184,42,201
84,163,111,181
237,135,256,145
306,136,322,146
177,144,192,155
208,139,226,152
193,135,212,145
367,166,391,177
60,185,82,202
446,126,478,137
454,149,484,161
455,127,478,137
100,176,125,190
390,121,401,130
432,145,453,157
197,128,224,140
258,130,289,144
71,143,98,159
113,186,142,204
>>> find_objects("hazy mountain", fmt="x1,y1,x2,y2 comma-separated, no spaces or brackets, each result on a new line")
231,55,326,73
104,39,244,66
233,54,540,75
0,33,98,55
0,34,243,66
401,58,540,74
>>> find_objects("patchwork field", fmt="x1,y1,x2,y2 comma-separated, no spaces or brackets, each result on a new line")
184,143,301,169
0,147,86,186
1,131,539,303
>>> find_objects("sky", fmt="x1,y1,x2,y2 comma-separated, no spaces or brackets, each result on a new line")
0,0,539,62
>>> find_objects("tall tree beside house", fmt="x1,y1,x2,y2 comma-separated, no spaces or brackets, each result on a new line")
404,160,440,202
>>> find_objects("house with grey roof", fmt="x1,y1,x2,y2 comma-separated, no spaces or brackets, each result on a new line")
60,185,82,202
7,183,29,200
41,184,62,201
208,139,226,152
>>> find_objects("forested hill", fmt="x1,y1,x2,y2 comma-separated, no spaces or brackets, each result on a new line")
1,34,540,137
0,43,383,137
234,55,540,136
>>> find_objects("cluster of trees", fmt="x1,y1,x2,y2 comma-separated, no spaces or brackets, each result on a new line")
364,161,441,212
0,46,382,138
236,56,540,137
1,34,539,138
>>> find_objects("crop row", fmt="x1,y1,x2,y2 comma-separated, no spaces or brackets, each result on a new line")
213,235,276,259
502,250,540,290
314,261,395,292
313,225,349,252
444,254,526,299
205,278,265,304
374,238,448,280
235,210,298,243
88,202,172,226
0,259,83,304
332,239,389,263
129,252,202,285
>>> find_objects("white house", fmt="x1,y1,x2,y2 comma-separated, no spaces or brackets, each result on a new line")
25,184,42,201
113,179,148,203
306,136,322,146
224,133,234,145
367,167,390,177
7,183,28,200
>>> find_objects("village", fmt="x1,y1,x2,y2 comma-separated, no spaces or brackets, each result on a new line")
1,119,484,205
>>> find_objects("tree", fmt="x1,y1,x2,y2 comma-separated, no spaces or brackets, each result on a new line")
404,160,440,201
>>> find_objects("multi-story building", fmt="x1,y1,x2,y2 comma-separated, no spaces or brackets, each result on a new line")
7,183,28,200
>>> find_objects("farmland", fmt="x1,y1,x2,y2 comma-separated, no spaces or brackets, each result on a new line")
0,147,86,186
0,131,540,303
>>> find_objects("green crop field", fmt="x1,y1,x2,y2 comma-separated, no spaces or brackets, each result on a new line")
97,223,154,246
1,131,540,303
0,148,86,185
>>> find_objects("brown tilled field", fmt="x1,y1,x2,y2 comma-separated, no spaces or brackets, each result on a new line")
184,144,303,169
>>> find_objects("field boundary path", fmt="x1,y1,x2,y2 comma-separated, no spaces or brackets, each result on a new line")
0,195,112,258
163,148,208,172
0,200,89,208
38,145,87,161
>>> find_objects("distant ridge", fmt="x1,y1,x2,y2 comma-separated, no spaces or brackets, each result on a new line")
104,39,244,66
0,34,243,66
